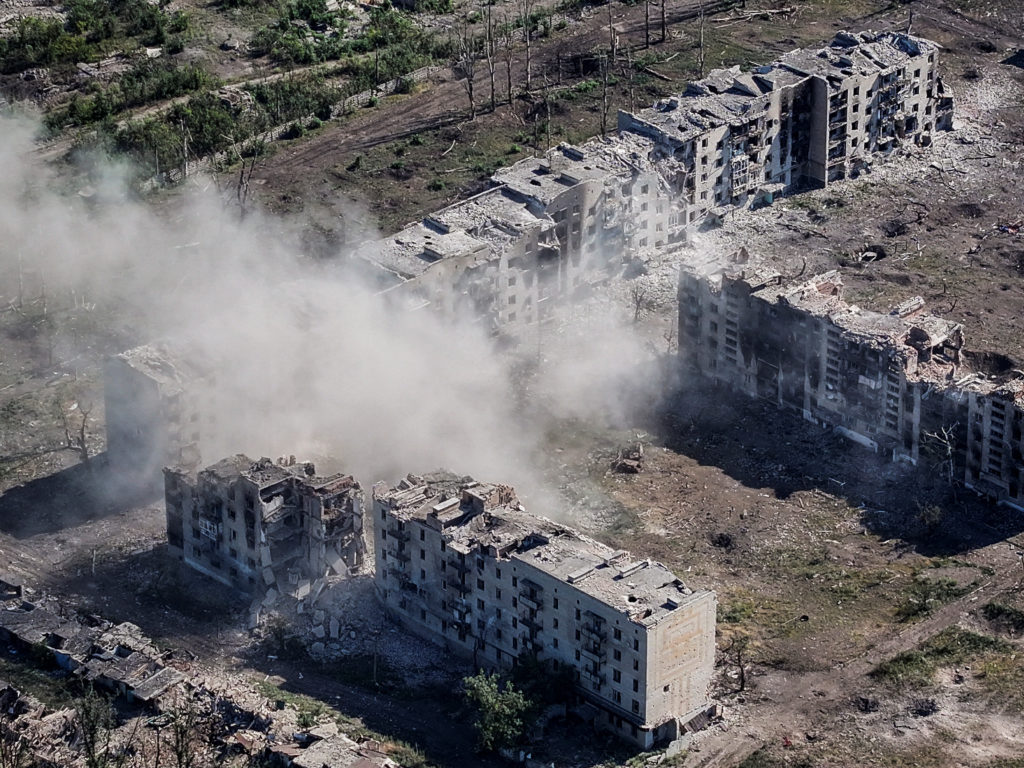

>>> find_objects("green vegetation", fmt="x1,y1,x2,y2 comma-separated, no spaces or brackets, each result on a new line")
100,73,340,178
46,61,218,129
871,627,1008,687
0,0,188,74
250,2,446,72
253,679,435,767
895,576,973,621
0,649,76,708
463,670,533,752
249,0,351,64
719,599,756,624
736,746,813,768
983,602,1024,633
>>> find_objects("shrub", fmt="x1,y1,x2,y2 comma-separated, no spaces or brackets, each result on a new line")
983,602,1024,633
463,671,533,753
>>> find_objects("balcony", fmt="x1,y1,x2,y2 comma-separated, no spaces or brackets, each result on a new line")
518,593,540,612
520,615,543,633
391,547,411,563
453,580,472,594
581,666,605,686
388,527,410,542
581,645,606,664
448,557,470,574
581,623,606,642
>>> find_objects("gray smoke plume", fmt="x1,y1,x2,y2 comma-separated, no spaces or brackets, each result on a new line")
0,114,665,513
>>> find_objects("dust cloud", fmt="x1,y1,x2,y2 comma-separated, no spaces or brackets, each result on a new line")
0,114,667,510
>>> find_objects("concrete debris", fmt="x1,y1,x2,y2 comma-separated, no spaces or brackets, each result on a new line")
611,442,645,473
165,454,365,596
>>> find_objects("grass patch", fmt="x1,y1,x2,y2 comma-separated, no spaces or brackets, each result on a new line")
895,576,973,621
871,627,1009,687
0,647,76,709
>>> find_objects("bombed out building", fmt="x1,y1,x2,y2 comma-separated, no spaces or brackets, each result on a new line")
619,31,953,232
359,133,689,339
164,455,365,593
104,343,204,477
372,472,716,748
678,250,1024,510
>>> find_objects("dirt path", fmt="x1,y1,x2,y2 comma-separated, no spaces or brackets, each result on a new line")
250,0,720,194
686,552,1024,767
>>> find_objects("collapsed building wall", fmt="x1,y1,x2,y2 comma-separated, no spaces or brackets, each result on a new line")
678,250,1024,509
164,455,364,594
620,31,953,232
372,472,716,749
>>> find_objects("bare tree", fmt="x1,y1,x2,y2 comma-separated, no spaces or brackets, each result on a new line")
606,1,617,62
500,13,515,104
623,47,636,113
697,0,706,77
924,423,959,483
482,0,498,112
519,0,536,91
454,18,480,118
75,689,137,768
0,727,29,768
630,283,648,323
724,635,749,692
644,0,650,48
60,400,93,464
660,0,667,43
234,138,266,221
600,52,610,137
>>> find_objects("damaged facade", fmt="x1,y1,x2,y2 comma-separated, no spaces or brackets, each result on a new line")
353,31,951,340
104,343,203,477
679,249,1024,509
620,31,953,228
164,455,365,594
372,472,716,748
0,582,184,707
359,133,688,338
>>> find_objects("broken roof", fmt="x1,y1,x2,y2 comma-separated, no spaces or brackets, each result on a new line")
365,222,491,282
111,342,198,394
626,31,939,146
175,454,360,496
493,135,655,206
376,473,708,627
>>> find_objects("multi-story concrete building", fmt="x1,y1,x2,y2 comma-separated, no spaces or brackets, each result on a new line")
164,455,365,593
678,249,1024,510
104,343,203,479
359,134,688,338
620,30,953,229
372,472,716,748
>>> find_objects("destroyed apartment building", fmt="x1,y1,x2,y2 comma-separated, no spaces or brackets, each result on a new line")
352,31,951,340
358,133,688,338
104,342,204,478
678,248,1024,509
164,454,365,595
372,472,716,748
619,30,953,227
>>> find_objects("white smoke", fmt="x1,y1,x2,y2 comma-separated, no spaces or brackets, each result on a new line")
0,113,667,513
